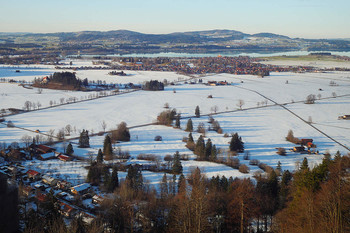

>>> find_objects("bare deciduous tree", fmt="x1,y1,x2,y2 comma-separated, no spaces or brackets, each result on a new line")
237,99,245,109
21,135,32,148
305,94,316,104
65,124,72,136
101,120,107,132
210,105,218,113
24,101,32,111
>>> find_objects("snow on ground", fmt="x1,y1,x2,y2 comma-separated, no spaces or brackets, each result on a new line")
1,69,350,190
23,158,89,186
260,59,350,69
0,63,190,110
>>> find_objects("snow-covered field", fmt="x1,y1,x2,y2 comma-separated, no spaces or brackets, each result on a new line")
1,60,350,189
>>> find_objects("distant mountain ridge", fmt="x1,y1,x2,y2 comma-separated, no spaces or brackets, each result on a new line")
18,29,290,43
1,29,349,55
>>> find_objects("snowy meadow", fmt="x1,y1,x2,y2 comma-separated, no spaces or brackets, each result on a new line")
1,59,350,189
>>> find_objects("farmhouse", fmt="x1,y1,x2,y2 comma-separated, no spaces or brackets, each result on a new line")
71,183,91,195
27,169,40,180
6,149,26,161
300,139,313,145
57,180,72,191
22,185,34,197
338,115,350,120
58,154,73,162
92,195,104,205
42,175,58,186
38,152,56,161
59,202,77,218
207,81,217,86
35,145,56,154
293,146,305,152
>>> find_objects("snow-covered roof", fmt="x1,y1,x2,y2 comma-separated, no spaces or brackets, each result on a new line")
40,153,56,160
72,183,91,192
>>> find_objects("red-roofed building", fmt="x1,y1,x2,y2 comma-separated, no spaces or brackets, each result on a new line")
58,154,73,162
27,169,40,180
36,192,47,203
36,145,56,154
59,202,77,218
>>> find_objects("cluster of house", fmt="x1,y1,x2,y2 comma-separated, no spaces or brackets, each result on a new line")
291,139,318,154
0,163,104,223
0,144,75,163
33,144,74,162
338,115,350,120
207,81,230,86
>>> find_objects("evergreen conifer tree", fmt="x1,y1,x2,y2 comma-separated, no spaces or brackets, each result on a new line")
103,135,113,160
195,135,206,160
160,173,169,198
66,143,74,156
126,165,143,191
96,149,103,164
195,105,200,118
186,132,195,151
78,129,90,148
172,151,183,174
300,157,309,170
175,114,181,128
185,118,193,132
107,166,119,192
210,144,217,161
103,166,111,188
229,133,244,152
205,138,212,160
188,133,194,143
178,173,186,194
172,174,176,195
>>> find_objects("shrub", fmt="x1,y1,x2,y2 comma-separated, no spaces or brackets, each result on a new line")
286,129,300,144
197,122,206,134
249,159,260,166
157,109,177,126
7,120,15,128
276,147,286,156
305,94,316,104
239,164,250,173
111,122,130,142
164,154,173,162
227,157,240,169
137,154,158,161
154,135,162,141
180,154,189,161
186,141,195,151
258,163,274,173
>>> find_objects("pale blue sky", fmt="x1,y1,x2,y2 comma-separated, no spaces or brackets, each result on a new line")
0,0,348,38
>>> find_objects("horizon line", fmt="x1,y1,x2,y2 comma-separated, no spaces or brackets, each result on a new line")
0,29,349,40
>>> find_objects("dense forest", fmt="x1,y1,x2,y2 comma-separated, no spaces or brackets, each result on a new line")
21,152,350,233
